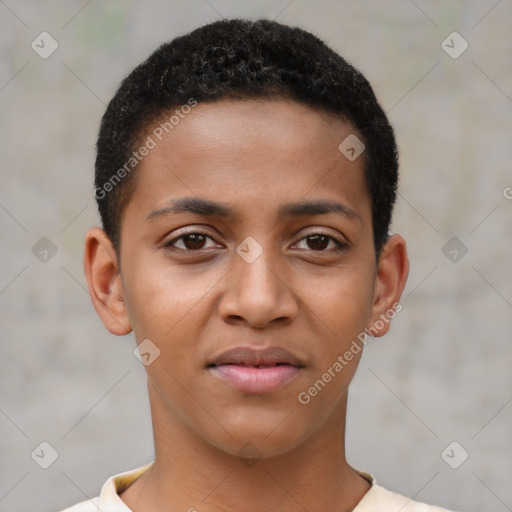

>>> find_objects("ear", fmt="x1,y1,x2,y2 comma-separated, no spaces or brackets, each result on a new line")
83,227,132,336
367,233,409,337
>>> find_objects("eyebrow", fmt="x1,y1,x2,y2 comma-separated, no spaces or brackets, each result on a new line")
145,197,362,224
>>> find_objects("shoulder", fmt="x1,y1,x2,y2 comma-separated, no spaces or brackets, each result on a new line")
58,496,101,512
355,484,457,512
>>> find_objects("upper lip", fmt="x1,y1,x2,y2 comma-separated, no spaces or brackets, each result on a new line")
208,346,305,368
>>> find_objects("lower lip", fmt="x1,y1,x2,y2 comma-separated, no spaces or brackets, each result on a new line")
209,364,302,393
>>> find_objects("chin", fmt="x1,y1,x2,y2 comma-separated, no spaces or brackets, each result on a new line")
203,420,309,462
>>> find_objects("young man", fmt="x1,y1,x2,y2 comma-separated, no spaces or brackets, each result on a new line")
62,18,455,512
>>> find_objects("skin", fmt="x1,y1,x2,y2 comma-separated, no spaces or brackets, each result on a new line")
84,98,409,512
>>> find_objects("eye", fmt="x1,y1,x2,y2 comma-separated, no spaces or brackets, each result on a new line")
163,229,348,254
294,233,348,252
164,231,220,251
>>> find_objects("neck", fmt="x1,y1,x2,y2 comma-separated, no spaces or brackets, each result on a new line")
120,380,370,512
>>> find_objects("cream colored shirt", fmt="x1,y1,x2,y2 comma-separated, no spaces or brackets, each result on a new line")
60,462,456,511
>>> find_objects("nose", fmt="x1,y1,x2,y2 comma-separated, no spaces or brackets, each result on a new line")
218,244,299,329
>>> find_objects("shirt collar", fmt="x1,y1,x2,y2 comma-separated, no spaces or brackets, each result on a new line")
98,462,154,511
97,462,376,511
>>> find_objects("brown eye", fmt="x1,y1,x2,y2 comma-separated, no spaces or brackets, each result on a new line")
294,232,348,252
306,234,330,250
164,231,219,251
181,233,207,250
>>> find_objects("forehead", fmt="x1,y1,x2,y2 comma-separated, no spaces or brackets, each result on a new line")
127,98,370,224
151,98,358,161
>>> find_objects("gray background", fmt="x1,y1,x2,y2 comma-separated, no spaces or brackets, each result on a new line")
1,1,511,511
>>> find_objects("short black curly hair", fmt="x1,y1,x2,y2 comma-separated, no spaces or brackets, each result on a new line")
95,18,398,259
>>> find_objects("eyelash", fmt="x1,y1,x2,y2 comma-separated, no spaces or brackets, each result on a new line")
163,229,348,253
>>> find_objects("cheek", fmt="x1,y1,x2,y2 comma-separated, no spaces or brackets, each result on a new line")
309,268,375,335
122,256,214,340
301,267,374,402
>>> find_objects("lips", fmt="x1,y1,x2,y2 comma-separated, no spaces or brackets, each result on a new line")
207,346,305,393
208,346,305,368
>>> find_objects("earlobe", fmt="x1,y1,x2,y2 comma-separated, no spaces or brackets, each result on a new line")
368,233,409,337
83,227,132,336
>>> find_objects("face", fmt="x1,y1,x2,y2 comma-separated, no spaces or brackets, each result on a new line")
86,98,408,460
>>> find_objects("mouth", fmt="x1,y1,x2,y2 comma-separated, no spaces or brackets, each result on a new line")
207,346,305,393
